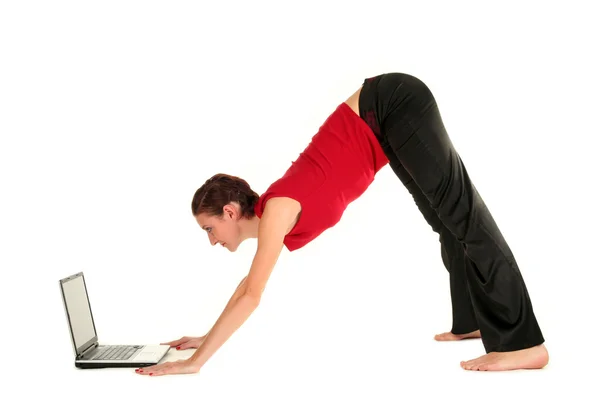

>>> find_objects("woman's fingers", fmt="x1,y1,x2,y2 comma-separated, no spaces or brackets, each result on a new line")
135,360,199,376
135,362,171,375
161,335,208,350
160,336,192,347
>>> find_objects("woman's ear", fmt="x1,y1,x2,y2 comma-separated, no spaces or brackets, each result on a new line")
223,203,238,220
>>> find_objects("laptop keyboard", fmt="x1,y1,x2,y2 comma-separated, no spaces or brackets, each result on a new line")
90,345,140,360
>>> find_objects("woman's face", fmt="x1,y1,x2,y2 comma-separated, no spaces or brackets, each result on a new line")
195,204,241,252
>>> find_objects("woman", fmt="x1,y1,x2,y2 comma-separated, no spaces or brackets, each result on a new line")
136,72,549,377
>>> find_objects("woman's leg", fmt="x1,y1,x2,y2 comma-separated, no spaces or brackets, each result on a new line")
386,149,479,336
359,72,547,370
353,78,479,338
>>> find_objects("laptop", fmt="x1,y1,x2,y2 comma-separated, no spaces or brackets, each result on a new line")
59,272,170,369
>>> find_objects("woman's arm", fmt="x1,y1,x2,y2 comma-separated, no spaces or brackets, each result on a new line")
199,275,248,341
188,197,301,369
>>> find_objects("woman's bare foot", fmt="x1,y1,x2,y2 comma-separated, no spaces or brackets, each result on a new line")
460,343,549,371
434,329,481,341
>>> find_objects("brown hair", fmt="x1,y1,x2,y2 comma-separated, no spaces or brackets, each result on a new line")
191,173,260,219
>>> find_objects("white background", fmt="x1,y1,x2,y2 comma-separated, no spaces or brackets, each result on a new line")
1,1,598,398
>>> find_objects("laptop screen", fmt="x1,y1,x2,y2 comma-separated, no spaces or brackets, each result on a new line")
61,274,97,352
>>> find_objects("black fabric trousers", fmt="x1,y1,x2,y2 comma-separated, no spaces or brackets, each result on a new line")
358,72,545,353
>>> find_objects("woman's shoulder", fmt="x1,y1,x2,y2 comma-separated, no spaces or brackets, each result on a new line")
261,196,302,236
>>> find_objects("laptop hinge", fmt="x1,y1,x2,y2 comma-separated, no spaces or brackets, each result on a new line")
78,342,98,359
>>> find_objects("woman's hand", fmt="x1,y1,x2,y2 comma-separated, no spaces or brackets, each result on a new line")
160,335,207,350
133,335,207,377
135,359,200,377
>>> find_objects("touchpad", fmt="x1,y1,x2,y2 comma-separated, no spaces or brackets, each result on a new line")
139,352,156,359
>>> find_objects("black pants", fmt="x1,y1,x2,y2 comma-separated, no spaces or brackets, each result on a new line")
358,73,545,353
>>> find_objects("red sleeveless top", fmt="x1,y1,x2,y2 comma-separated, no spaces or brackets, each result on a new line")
254,102,389,251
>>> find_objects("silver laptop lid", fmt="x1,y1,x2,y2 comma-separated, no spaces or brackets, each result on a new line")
59,272,98,358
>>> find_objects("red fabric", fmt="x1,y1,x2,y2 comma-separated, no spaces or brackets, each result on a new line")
254,102,389,251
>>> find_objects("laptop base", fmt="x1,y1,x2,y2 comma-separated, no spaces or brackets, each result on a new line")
76,361,158,369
